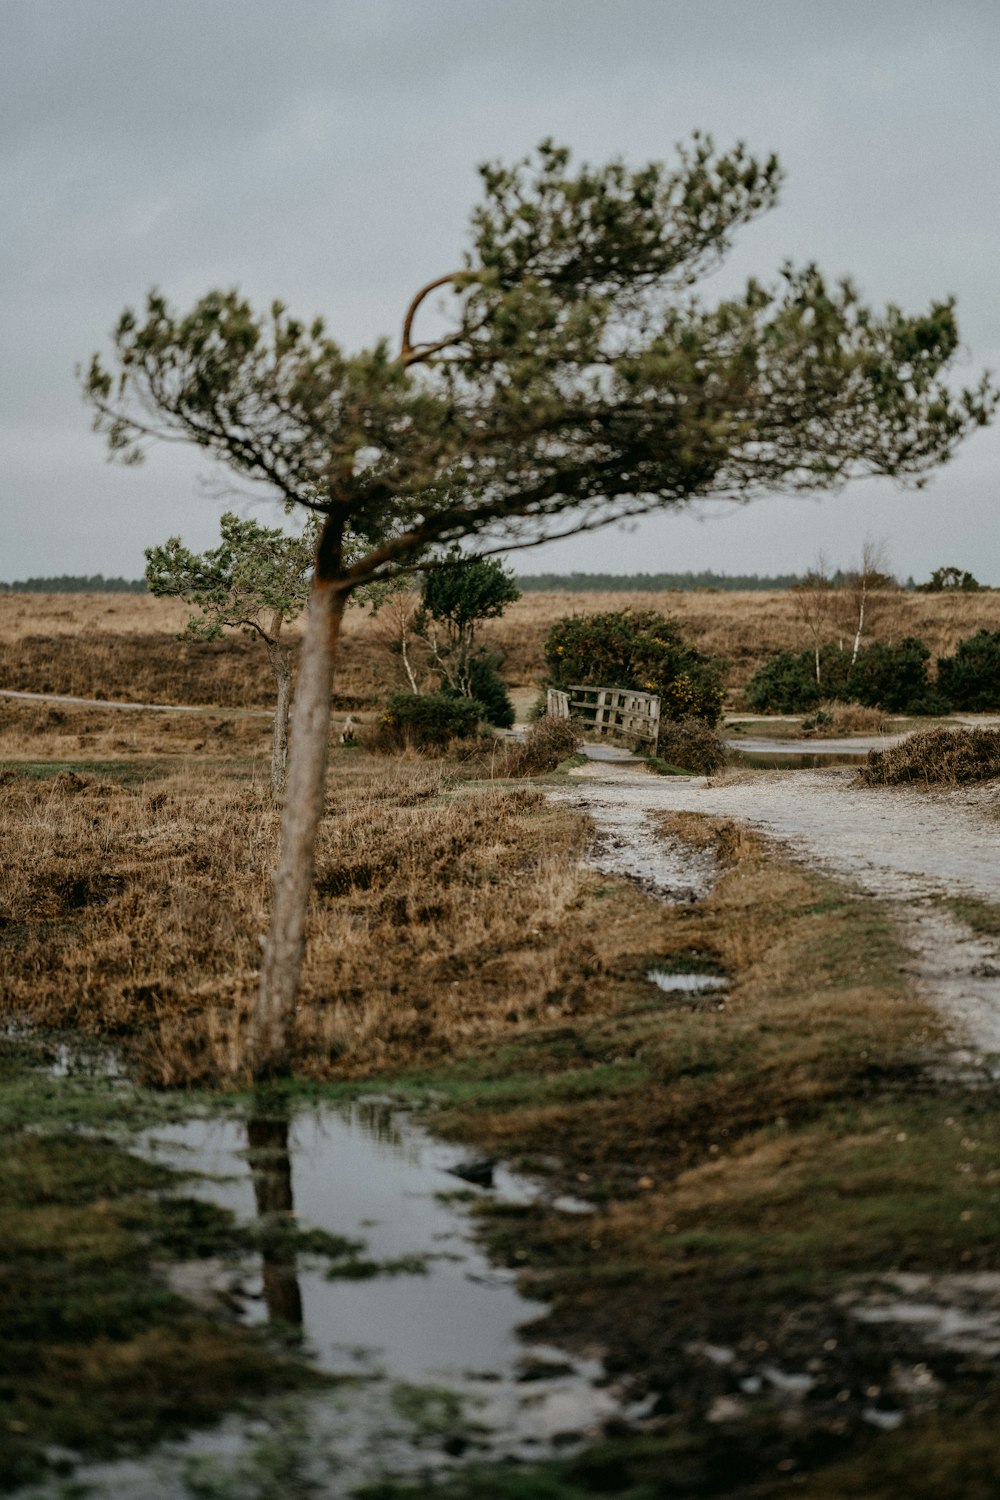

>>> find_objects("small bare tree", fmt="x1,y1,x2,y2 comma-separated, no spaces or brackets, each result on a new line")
791,555,835,687
145,512,317,797
837,539,898,665
367,577,428,693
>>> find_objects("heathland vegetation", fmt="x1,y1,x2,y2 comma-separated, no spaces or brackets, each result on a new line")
4,131,999,1492
4,586,998,713
3,649,1000,1492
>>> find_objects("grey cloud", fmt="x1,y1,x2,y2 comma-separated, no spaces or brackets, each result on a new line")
2,0,998,581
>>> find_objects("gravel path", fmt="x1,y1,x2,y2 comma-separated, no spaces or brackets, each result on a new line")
551,760,1000,1064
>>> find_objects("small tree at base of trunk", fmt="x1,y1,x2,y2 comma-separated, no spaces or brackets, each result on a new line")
144,512,317,798
86,136,996,1076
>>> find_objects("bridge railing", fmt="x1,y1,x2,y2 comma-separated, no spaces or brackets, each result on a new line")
546,684,660,750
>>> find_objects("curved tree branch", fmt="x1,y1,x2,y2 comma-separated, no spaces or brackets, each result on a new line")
397,270,465,363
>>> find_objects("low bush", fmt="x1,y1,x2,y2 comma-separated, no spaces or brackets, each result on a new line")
491,715,581,777
653,717,727,774
861,726,1000,785
746,638,944,714
937,630,1000,711
371,692,485,751
544,609,724,724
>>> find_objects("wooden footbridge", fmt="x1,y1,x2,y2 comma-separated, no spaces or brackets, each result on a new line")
547,684,661,751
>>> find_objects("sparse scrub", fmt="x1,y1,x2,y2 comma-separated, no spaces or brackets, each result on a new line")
861,726,1000,785
488,715,581,777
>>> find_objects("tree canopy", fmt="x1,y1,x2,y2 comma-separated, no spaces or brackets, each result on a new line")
145,512,317,796
145,511,317,642
85,136,995,591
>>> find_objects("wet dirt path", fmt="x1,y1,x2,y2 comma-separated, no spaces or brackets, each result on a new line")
551,759,1000,1063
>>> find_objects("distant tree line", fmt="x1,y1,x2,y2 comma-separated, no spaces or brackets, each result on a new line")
0,575,148,593
516,570,810,591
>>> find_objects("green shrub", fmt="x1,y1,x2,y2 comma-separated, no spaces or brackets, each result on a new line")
937,630,1000,711
544,609,724,724
744,645,850,713
373,693,485,751
746,638,943,714
848,637,946,714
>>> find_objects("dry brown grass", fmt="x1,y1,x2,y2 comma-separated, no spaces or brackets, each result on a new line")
4,589,999,711
802,701,894,735
0,697,273,763
861,725,1000,785
0,734,672,1086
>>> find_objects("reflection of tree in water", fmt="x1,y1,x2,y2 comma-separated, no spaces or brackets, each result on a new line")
352,1098,407,1152
246,1102,303,1332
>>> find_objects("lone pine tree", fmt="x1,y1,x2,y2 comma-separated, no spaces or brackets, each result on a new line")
145,512,317,797
83,136,995,1073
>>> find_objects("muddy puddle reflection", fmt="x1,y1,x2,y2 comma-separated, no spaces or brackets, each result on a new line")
42,1098,641,1497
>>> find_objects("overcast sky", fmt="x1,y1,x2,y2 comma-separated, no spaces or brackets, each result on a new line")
2,0,998,583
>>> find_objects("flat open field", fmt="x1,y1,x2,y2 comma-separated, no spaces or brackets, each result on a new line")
3,588,998,709
3,604,1000,1496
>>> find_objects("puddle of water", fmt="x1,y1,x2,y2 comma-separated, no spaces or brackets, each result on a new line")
728,748,869,769
32,1099,643,1497
647,969,728,995
548,789,718,902
725,733,902,770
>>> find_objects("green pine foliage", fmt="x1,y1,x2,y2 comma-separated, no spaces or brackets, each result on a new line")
937,630,1000,710
419,549,520,727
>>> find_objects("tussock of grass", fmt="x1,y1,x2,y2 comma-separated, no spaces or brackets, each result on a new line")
861,725,1000,784
802,701,894,735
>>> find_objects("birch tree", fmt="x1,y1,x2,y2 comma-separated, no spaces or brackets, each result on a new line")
84,136,996,1074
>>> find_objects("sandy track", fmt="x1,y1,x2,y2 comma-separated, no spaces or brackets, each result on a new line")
552,761,1000,1063
0,688,271,716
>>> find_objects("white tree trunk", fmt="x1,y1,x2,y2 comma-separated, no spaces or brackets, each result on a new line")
253,575,346,1076
851,587,867,667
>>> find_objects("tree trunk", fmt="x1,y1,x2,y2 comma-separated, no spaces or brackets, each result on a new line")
247,1103,303,1330
851,587,867,667
266,643,293,799
253,524,346,1077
